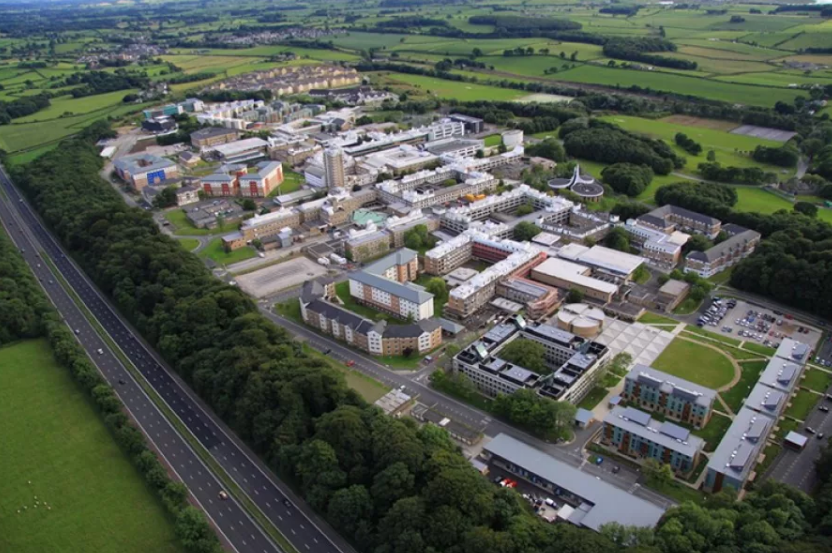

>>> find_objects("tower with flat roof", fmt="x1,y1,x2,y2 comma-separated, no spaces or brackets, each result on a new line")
324,147,346,190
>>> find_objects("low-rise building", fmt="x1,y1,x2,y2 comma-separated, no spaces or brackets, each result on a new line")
210,138,270,164
448,113,484,134
183,200,245,229
655,279,690,312
556,243,645,281
175,185,200,206
348,249,434,321
622,219,687,268
200,161,284,197
602,406,704,474
684,224,761,278
638,204,721,239
530,258,619,303
497,277,561,320
190,127,240,149
622,365,716,428
425,138,483,158
113,153,179,191
345,227,392,263
704,407,772,493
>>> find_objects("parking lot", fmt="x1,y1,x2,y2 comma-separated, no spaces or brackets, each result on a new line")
695,298,823,352
236,257,329,298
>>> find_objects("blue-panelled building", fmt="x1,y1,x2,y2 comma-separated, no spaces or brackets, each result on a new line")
622,365,716,428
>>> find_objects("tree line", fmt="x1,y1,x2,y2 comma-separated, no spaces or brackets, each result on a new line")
0,224,221,552
697,162,776,184
0,94,51,125
602,37,698,71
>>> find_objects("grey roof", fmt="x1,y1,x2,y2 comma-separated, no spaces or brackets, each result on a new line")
306,299,368,332
363,248,418,275
575,408,594,425
191,127,237,140
301,280,327,303
643,204,721,227
383,319,440,338
686,225,760,263
436,318,465,334
626,365,717,408
523,323,581,348
744,382,785,417
784,431,808,448
425,138,482,155
501,277,550,299
757,356,802,393
114,153,177,175
776,338,810,363
484,434,666,530
606,406,704,459
350,271,433,305
707,407,771,484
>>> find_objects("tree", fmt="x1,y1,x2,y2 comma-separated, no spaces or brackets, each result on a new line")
498,339,547,373
241,198,257,211
424,277,447,301
525,137,566,162
328,485,374,538
795,201,818,217
674,132,702,155
643,458,674,487
566,288,584,303
707,149,717,162
516,201,534,216
403,224,436,251
683,234,714,254
601,163,654,196
514,221,541,241
605,227,631,253
152,186,178,209
475,149,485,158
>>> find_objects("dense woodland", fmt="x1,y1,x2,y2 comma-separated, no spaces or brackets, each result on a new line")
0,93,50,125
11,118,832,553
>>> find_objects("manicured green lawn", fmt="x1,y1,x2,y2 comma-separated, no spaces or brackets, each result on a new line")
743,342,776,356
756,443,782,478
719,361,768,413
673,297,702,315
483,134,502,148
801,367,832,393
268,167,304,197
785,389,821,422
164,209,226,236
0,340,182,553
198,238,257,266
639,312,678,326
176,238,200,251
337,367,390,403
693,413,733,452
578,386,610,411
684,325,742,347
776,418,799,440
708,266,734,286
652,338,736,389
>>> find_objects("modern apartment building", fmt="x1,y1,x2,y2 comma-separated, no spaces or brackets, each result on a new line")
348,249,434,321
637,205,722,239
622,366,717,428
684,224,761,278
452,318,609,404
704,407,772,493
113,153,179,191
201,161,284,198
602,406,705,474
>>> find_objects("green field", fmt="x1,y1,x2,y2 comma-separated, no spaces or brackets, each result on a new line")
336,367,389,403
802,367,832,393
13,89,138,123
0,340,182,553
785,389,821,421
335,281,409,325
163,209,226,236
694,413,733,452
176,238,200,251
198,238,257,266
719,360,767,412
269,167,304,197
652,338,737,389
382,73,527,101
638,312,679,326
483,134,502,148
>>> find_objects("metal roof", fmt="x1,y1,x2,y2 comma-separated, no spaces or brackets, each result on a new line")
114,153,177,175
626,365,717,408
775,338,810,364
706,407,771,484
606,407,704,459
757,356,802,394
363,248,418,275
484,434,666,531
350,271,433,305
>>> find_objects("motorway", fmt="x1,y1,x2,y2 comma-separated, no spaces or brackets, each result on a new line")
0,166,354,553
258,306,678,511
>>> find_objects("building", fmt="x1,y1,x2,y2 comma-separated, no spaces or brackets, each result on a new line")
175,185,200,206
201,161,284,197
190,127,240,149
556,243,645,281
547,165,605,202
776,338,811,364
299,280,442,356
684,224,761,278
483,433,666,531
622,365,717,428
452,318,609,404
141,116,177,134
531,258,619,303
384,209,439,248
638,204,722,239
448,113,484,134
345,227,392,262
178,151,201,167
113,153,179,191
183,200,245,229
704,407,773,493
655,279,690,312
425,138,483,158
496,277,561,320
622,219,687,268
602,406,704,474
210,138,270,164
555,303,606,338
348,249,434,321
324,147,346,189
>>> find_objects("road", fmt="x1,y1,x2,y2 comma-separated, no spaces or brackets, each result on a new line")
259,307,678,511
0,166,355,553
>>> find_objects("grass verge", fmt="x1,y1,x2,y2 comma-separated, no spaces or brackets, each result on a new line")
801,367,832,393
785,389,821,422
639,312,678,326
693,413,733,452
577,386,609,411
43,255,298,553
719,360,767,413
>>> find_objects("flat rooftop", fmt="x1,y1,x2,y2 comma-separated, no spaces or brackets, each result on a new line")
484,434,665,531
532,258,619,295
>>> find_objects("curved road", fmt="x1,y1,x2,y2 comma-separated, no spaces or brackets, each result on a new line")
0,166,354,553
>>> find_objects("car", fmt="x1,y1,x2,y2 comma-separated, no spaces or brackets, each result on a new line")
821,406,830,413
218,491,228,500
819,433,826,440
505,479,518,488
323,348,332,355
595,457,603,466
74,329,80,335
96,348,104,355
345,360,355,367
807,427,816,434
118,379,126,385
283,499,292,508
612,465,620,474
825,394,832,401
494,475,504,484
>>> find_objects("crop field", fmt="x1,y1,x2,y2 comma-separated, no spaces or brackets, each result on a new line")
0,340,182,553
331,32,411,51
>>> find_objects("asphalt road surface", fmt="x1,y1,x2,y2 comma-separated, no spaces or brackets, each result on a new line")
0,166,354,553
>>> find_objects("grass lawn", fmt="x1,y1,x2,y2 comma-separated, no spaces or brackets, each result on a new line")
693,413,733,452
337,367,389,403
0,340,182,553
639,312,679,326
652,338,736,389
802,367,832,393
578,386,610,411
484,134,502,148
785,389,821,422
776,418,799,441
268,167,304,197
756,443,782,478
684,325,742,347
673,297,702,315
708,267,734,286
5,144,58,166
198,238,257,266
164,209,226,236
743,342,777,356
176,238,200,251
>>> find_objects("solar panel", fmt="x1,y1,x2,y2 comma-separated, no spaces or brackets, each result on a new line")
673,386,700,401
777,365,796,385
747,417,769,441
659,422,690,441
638,373,663,387
729,443,753,470
622,407,652,426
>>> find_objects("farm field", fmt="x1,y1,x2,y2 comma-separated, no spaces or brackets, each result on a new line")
13,89,139,123
0,340,182,553
381,73,527,101
652,338,737,389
